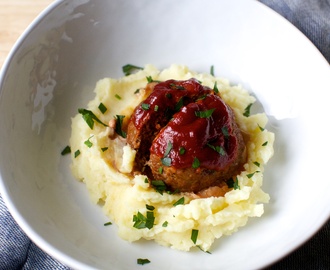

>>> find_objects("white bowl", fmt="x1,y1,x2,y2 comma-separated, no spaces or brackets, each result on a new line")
1,0,330,269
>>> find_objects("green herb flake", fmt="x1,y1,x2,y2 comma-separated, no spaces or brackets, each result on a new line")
213,81,219,93
84,135,94,148
141,103,150,110
197,246,212,254
162,221,168,227
74,150,81,158
195,108,215,118
163,141,173,157
165,93,172,99
78,108,107,129
146,76,153,83
132,211,154,229
114,115,127,138
243,103,253,117
146,76,160,83
101,147,108,152
192,157,200,169
175,97,184,111
196,94,207,101
169,83,185,90
207,143,226,156
173,197,185,206
115,94,122,100
146,204,155,211
134,88,140,94
262,141,268,146
144,178,149,183
161,157,172,167
247,171,260,178
191,229,199,244
145,211,155,229
233,177,240,190
258,124,265,131
154,105,159,112
210,65,215,76
122,64,143,76
137,258,151,265
179,146,186,155
227,177,240,190
104,221,112,226
222,126,229,138
151,180,168,194
158,167,163,174
61,145,71,156
253,161,260,167
98,103,107,114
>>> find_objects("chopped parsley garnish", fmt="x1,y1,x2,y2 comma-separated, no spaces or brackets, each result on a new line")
253,161,260,167
101,147,108,152
258,124,265,131
179,146,186,155
74,150,81,158
122,64,143,76
227,177,240,190
247,171,260,178
165,93,172,99
98,103,107,114
141,103,150,110
243,103,253,117
133,211,155,229
221,126,229,137
146,204,155,211
196,95,207,103
158,167,163,174
154,105,159,112
197,246,212,254
78,108,107,129
115,94,122,100
173,197,185,206
161,157,172,167
262,141,268,146
134,88,140,94
169,83,185,90
146,76,160,83
192,157,200,168
61,145,71,155
84,135,94,148
163,141,173,157
137,258,151,265
213,81,219,93
162,221,168,227
210,65,215,76
151,180,168,194
104,221,112,226
98,102,108,114
207,143,226,156
175,97,184,111
191,229,199,244
195,108,215,118
114,115,127,138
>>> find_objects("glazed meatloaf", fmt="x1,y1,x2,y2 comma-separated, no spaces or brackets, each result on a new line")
127,78,246,193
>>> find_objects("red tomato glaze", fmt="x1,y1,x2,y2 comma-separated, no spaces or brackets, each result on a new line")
131,78,242,171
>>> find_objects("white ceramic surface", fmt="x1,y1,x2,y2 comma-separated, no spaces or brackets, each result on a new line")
1,0,330,269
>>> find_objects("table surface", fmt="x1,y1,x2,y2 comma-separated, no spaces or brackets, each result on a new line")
0,0,54,69
0,1,329,269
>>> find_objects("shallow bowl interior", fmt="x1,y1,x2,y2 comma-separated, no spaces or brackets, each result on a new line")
1,0,330,269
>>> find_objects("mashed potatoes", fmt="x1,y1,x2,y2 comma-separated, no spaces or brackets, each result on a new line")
70,64,274,251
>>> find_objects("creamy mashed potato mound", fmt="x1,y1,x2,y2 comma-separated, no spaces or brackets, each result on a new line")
70,65,274,251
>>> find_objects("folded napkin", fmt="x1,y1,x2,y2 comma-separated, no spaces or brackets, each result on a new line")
1,0,329,269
